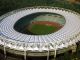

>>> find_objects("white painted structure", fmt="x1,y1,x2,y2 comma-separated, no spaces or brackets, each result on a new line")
0,7,80,58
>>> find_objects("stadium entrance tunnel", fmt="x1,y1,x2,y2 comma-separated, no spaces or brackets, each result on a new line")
14,12,66,35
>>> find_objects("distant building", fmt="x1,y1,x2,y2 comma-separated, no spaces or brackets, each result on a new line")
67,0,80,4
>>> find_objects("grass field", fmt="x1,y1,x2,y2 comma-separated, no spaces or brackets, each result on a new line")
26,21,62,35
28,24,59,35
14,12,64,35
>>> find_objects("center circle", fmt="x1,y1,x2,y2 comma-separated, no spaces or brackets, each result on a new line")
14,12,66,35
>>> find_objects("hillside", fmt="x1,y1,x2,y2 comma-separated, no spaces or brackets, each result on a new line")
0,0,80,16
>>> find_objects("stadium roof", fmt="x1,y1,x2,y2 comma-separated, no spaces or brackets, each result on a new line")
0,7,80,53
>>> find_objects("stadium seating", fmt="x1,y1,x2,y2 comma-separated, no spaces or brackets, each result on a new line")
0,7,80,56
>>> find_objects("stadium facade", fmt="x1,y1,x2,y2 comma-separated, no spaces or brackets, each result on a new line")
0,6,80,60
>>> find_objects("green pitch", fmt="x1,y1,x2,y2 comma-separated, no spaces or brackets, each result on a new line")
28,24,59,35
14,12,65,35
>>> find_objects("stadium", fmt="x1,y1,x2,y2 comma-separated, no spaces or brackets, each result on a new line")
0,6,80,60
